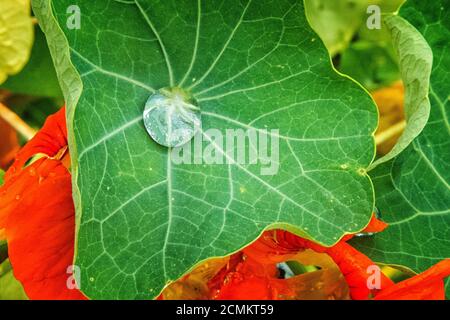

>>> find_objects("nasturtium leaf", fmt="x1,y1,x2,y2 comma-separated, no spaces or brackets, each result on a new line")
370,14,432,169
352,0,450,294
0,0,34,84
34,0,378,299
0,169,4,186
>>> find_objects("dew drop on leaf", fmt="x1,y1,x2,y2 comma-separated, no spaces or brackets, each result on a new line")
143,87,201,148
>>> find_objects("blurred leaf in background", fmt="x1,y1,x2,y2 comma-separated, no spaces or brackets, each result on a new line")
0,0,34,84
0,2,63,147
339,39,400,91
0,117,20,169
5,95,62,138
0,241,6,264
339,3,404,91
1,27,62,98
0,169,6,264
371,81,405,155
305,0,371,56
305,0,405,57
0,259,28,300
306,0,405,90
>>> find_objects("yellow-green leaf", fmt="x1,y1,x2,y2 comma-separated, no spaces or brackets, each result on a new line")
0,0,34,84
0,259,28,300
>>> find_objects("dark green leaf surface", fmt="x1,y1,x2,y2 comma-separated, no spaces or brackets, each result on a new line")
34,0,377,299
352,0,450,293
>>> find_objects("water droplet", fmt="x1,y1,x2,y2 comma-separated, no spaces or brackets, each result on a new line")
15,194,21,200
355,231,375,238
143,87,201,148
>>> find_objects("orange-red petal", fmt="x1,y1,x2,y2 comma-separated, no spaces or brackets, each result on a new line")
375,259,450,300
0,158,85,299
324,242,393,300
5,107,67,182
0,107,85,300
361,214,388,234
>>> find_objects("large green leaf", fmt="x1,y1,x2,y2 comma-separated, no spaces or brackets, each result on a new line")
34,0,378,299
352,0,450,293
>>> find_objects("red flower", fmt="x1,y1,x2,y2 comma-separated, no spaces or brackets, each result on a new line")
0,107,85,300
208,216,450,300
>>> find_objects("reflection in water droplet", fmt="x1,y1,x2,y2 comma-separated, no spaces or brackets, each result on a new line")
143,87,201,148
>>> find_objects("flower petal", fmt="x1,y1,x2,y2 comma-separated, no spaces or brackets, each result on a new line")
0,107,85,300
374,259,450,300
0,157,85,299
5,107,67,182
